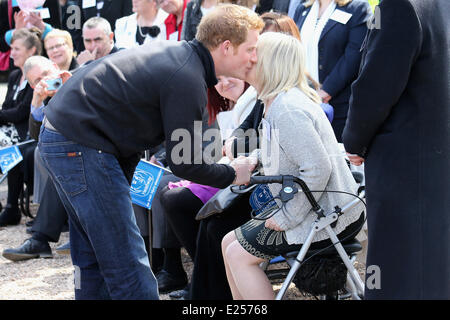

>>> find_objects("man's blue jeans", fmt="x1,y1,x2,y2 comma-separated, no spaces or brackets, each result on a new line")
38,127,159,300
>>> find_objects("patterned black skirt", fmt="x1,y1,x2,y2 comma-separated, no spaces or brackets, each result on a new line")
235,211,365,261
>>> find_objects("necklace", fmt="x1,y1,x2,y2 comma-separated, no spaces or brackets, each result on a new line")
138,25,146,38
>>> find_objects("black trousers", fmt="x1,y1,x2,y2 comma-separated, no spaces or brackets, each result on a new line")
189,193,252,300
160,185,204,260
31,177,68,242
6,142,37,207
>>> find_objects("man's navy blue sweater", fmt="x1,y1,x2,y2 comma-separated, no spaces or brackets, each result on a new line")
44,40,235,188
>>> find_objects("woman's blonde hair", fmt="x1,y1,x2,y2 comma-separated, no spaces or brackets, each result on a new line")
44,29,74,51
304,0,351,7
255,32,321,104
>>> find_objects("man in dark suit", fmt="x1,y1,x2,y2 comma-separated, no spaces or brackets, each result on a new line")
76,17,119,65
343,0,450,299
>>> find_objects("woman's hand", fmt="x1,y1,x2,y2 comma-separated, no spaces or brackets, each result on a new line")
346,152,365,166
26,12,46,32
14,11,28,29
265,217,283,231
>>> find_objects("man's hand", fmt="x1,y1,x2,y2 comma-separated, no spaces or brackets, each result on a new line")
346,153,365,166
31,71,72,107
318,89,332,104
265,217,283,231
76,48,97,65
230,156,257,185
31,79,53,107
59,70,72,84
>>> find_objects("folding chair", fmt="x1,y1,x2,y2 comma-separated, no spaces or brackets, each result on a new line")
234,172,366,300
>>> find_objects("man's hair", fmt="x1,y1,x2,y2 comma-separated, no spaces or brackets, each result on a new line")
255,32,320,104
83,17,112,36
196,4,264,50
23,56,55,77
44,29,74,50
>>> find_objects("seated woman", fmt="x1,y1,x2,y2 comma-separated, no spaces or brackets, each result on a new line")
221,32,364,300
43,29,79,72
0,28,42,227
115,0,169,49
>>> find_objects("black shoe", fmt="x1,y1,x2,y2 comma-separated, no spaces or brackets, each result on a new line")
25,220,34,227
26,227,33,234
156,269,188,294
169,284,190,300
2,238,53,262
0,205,21,227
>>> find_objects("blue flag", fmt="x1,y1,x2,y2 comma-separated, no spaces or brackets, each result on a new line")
0,145,23,174
130,160,169,209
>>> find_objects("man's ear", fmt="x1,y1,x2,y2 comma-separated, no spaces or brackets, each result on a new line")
109,32,114,41
220,40,232,56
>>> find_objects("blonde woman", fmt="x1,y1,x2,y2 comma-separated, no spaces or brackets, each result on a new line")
44,29,78,71
221,32,364,300
114,0,169,49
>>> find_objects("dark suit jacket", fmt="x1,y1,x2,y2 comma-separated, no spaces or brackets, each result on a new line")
79,0,132,31
343,0,450,299
255,0,275,14
272,0,290,13
294,0,371,115
0,69,32,140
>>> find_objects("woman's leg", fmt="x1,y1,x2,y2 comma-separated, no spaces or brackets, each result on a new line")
223,235,274,300
221,231,243,300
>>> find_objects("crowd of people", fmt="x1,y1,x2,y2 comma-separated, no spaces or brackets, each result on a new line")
0,0,449,301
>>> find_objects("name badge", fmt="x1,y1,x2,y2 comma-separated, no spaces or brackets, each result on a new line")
168,31,179,41
82,0,96,9
330,9,352,25
31,8,50,19
97,1,104,10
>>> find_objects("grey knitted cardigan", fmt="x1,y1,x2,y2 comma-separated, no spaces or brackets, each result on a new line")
254,87,363,245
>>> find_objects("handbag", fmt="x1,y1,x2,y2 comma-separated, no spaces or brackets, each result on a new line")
0,124,21,147
195,183,256,221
